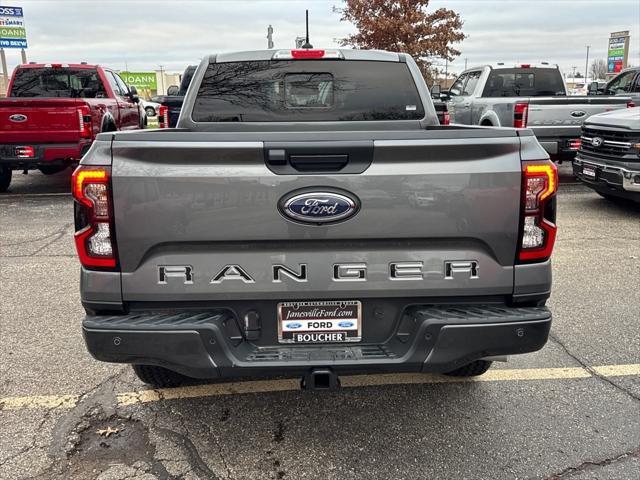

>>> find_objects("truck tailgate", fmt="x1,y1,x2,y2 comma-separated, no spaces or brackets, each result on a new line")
109,130,525,302
0,98,82,143
526,97,629,128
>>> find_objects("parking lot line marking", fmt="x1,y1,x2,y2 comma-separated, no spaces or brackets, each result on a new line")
114,366,613,406
592,364,640,377
1,364,637,411
0,394,79,411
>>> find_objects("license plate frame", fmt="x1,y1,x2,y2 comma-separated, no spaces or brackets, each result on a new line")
277,300,362,344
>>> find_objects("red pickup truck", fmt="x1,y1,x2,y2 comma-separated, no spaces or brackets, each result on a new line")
0,63,144,192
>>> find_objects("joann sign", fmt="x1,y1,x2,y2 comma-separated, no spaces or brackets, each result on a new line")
0,5,27,49
120,72,158,90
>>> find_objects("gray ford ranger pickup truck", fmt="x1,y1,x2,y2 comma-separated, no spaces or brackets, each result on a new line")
442,63,631,162
573,106,640,202
73,49,558,390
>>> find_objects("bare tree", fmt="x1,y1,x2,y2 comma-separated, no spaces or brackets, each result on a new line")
589,59,607,80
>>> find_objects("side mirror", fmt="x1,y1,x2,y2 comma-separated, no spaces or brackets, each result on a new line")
128,85,140,103
166,85,179,96
430,84,441,99
587,81,599,95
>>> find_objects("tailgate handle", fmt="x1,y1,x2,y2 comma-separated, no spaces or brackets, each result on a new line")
288,154,348,172
264,142,373,175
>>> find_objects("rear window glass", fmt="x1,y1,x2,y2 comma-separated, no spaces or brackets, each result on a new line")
192,60,424,122
10,68,107,98
483,68,565,97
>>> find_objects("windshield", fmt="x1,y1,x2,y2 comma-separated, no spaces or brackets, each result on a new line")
192,60,424,122
10,68,107,98
483,68,566,97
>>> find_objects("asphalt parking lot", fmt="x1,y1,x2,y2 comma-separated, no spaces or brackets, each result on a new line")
0,167,638,480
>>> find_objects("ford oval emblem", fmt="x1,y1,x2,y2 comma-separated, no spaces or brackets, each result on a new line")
338,321,354,328
279,189,360,225
286,322,302,329
570,110,586,118
9,114,27,123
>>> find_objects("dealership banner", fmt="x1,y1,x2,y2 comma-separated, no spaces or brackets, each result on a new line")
120,72,158,90
0,5,27,48
607,30,630,74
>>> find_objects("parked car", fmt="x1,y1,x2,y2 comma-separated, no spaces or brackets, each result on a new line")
138,98,161,117
0,63,143,192
154,65,196,128
568,82,588,96
573,106,640,203
440,63,631,162
588,67,640,106
74,48,557,390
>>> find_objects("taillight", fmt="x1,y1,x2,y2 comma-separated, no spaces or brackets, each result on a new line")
158,105,169,128
71,166,117,269
271,49,344,60
518,161,558,262
567,139,581,151
15,146,35,158
514,102,528,128
627,100,635,108
442,111,451,125
290,49,325,59
78,105,92,138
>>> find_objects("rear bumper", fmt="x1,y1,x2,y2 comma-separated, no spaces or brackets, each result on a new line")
83,304,552,378
573,156,640,200
0,141,91,168
531,126,582,159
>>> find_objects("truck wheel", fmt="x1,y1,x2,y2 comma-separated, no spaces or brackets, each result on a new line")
131,364,191,388
145,106,156,117
0,166,12,192
444,360,492,377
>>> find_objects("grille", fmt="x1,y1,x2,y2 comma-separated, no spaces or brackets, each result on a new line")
580,127,638,158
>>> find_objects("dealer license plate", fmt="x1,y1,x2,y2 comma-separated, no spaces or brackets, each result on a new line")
582,165,597,179
278,300,362,344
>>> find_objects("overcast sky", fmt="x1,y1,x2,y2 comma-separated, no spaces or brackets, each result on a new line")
4,0,640,78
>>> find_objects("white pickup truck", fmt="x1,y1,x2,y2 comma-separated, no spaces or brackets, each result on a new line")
440,63,631,161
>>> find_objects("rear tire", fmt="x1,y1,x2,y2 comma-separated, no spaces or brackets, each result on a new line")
444,360,493,377
131,364,191,388
0,166,12,192
145,106,156,117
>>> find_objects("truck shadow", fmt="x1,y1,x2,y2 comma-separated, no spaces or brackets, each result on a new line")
0,168,72,195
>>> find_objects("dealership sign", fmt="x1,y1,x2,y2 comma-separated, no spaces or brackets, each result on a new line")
0,5,27,48
607,30,630,74
120,72,157,90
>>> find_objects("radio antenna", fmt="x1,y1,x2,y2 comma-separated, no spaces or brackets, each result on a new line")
302,10,313,49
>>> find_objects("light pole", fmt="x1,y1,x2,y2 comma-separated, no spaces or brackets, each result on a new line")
585,45,590,81
158,65,165,94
